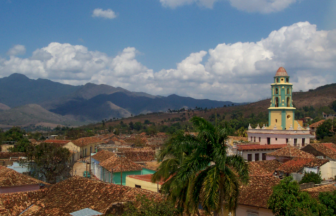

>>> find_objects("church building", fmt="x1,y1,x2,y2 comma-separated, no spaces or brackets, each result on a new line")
247,67,311,147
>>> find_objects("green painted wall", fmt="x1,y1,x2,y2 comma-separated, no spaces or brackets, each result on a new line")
113,170,142,185
142,168,156,175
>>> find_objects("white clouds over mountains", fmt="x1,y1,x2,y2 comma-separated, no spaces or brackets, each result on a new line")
1,22,335,102
92,8,117,19
160,0,298,13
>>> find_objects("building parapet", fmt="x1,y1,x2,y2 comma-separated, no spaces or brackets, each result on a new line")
248,129,310,135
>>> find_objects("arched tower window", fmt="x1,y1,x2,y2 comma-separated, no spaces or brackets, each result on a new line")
287,97,290,107
275,88,279,94
275,97,279,107
287,88,290,94
286,78,289,83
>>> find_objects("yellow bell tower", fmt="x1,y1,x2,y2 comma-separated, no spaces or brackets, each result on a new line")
268,67,296,130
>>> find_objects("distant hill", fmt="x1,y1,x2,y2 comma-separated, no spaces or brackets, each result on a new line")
50,92,236,121
0,74,80,107
0,103,10,111
91,82,336,129
0,104,83,129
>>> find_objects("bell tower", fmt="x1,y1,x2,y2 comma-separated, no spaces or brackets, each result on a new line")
268,67,296,130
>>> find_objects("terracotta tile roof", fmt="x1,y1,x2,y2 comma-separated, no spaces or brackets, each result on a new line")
275,67,288,77
127,174,165,185
0,166,47,187
72,137,102,147
237,144,287,151
302,184,336,199
44,140,71,146
249,160,282,176
121,151,155,162
238,176,280,208
0,176,162,215
309,120,325,128
277,158,329,173
92,150,116,163
303,143,336,159
0,152,26,159
100,156,142,172
267,146,315,158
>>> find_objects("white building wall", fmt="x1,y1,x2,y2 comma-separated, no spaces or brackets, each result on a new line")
221,205,274,216
247,131,310,147
320,161,336,180
238,150,277,162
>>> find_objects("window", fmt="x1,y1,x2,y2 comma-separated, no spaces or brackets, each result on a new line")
287,97,290,107
286,138,289,144
255,153,259,161
287,88,290,94
287,115,291,119
135,185,141,188
275,88,279,94
281,78,284,82
254,137,256,142
302,138,305,147
275,138,278,141
275,97,279,107
262,153,266,160
275,119,278,123
259,137,261,142
248,154,252,162
267,137,271,145
294,138,297,146
251,136,253,141
286,78,289,83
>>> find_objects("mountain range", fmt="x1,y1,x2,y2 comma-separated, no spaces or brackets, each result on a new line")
0,73,237,128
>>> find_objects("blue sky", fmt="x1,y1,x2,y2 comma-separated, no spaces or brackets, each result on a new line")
0,0,336,102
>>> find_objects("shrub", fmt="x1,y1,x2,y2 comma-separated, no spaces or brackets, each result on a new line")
299,172,322,184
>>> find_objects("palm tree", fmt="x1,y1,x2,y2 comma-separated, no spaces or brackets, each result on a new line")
152,117,249,215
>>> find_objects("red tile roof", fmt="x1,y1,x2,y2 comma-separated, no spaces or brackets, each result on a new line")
309,120,325,129
302,143,336,159
267,146,315,158
275,67,288,77
238,176,280,208
100,156,142,172
302,184,336,199
122,151,155,162
92,150,116,163
44,140,71,145
249,160,282,176
72,137,102,147
237,144,287,151
127,174,165,185
0,166,47,187
277,158,329,173
0,176,162,215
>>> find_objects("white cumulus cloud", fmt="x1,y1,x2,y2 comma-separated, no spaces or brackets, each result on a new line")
92,8,117,19
0,22,335,102
7,45,26,56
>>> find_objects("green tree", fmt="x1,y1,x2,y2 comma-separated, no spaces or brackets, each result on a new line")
152,117,249,215
122,195,179,216
299,172,322,184
331,100,336,112
129,121,134,130
24,143,72,184
146,125,158,136
316,120,335,140
268,176,327,216
319,191,336,215
134,122,143,131
144,119,151,125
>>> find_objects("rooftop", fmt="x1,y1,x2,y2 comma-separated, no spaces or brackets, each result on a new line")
275,67,288,77
121,151,155,162
267,146,315,159
100,155,142,172
127,174,165,185
92,150,116,163
0,166,47,187
277,158,329,173
309,120,325,128
44,140,71,147
0,176,161,215
237,144,287,151
302,184,336,199
249,160,282,176
72,137,102,147
302,143,336,160
238,176,280,208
